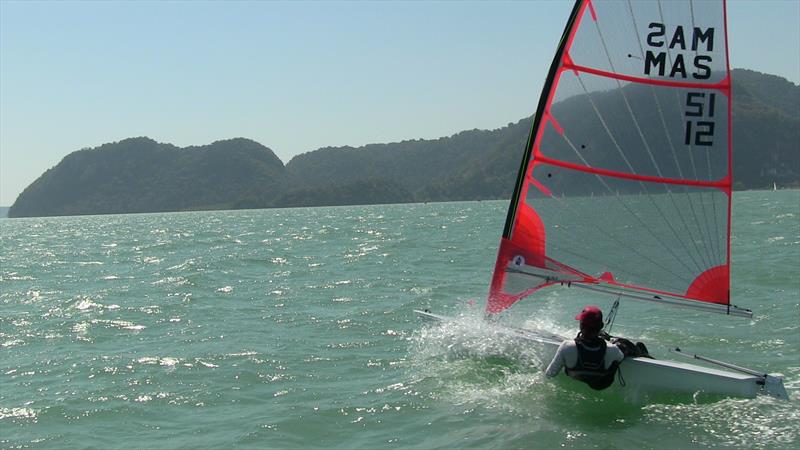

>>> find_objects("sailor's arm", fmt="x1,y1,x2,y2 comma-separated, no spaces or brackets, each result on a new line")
545,341,569,378
607,343,625,366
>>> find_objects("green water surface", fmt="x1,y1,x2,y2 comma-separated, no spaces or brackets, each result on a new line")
1,191,798,448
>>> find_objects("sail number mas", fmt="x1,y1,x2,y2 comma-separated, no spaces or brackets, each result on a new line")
644,23,714,79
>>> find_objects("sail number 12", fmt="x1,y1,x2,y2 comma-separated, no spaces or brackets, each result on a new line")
684,92,716,146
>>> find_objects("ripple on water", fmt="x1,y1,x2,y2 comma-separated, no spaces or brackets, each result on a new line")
642,397,800,448
136,356,180,367
0,407,37,421
0,200,796,448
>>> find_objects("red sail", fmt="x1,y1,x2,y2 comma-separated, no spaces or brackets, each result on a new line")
488,0,736,315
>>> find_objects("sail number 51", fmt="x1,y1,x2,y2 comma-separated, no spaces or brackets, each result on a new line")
685,92,716,146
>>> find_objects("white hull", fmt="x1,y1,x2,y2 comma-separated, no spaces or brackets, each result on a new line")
414,310,788,400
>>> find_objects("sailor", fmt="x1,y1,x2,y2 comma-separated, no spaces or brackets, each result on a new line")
545,306,625,390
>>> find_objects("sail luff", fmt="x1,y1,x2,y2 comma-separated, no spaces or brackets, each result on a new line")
488,0,587,313
502,0,585,240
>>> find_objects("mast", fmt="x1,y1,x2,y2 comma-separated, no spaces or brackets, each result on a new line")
503,0,584,239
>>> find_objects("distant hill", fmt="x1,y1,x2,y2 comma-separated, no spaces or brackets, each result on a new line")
8,69,799,218
9,137,285,217
0,207,9,218
729,69,799,190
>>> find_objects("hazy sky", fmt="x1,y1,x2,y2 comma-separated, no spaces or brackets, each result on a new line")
1,0,798,206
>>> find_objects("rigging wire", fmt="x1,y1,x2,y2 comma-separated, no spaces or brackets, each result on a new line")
587,6,714,274
626,0,716,272
658,0,723,266
605,297,621,334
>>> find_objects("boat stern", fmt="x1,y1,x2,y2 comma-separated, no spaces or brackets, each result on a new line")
762,374,789,400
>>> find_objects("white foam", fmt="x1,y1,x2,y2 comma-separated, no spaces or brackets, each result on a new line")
0,407,36,420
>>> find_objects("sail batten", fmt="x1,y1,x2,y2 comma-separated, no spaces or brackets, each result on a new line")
488,0,734,316
534,156,727,188
564,63,731,90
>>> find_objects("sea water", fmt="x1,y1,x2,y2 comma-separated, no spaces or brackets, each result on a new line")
1,191,798,448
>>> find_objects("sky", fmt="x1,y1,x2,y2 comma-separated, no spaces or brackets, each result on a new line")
1,0,798,206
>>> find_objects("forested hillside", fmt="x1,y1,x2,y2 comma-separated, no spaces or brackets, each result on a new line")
9,138,285,217
8,69,798,217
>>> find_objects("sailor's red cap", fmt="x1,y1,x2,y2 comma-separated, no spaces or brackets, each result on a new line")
575,306,603,325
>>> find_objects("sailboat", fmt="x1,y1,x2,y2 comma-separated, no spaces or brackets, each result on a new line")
416,0,788,399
